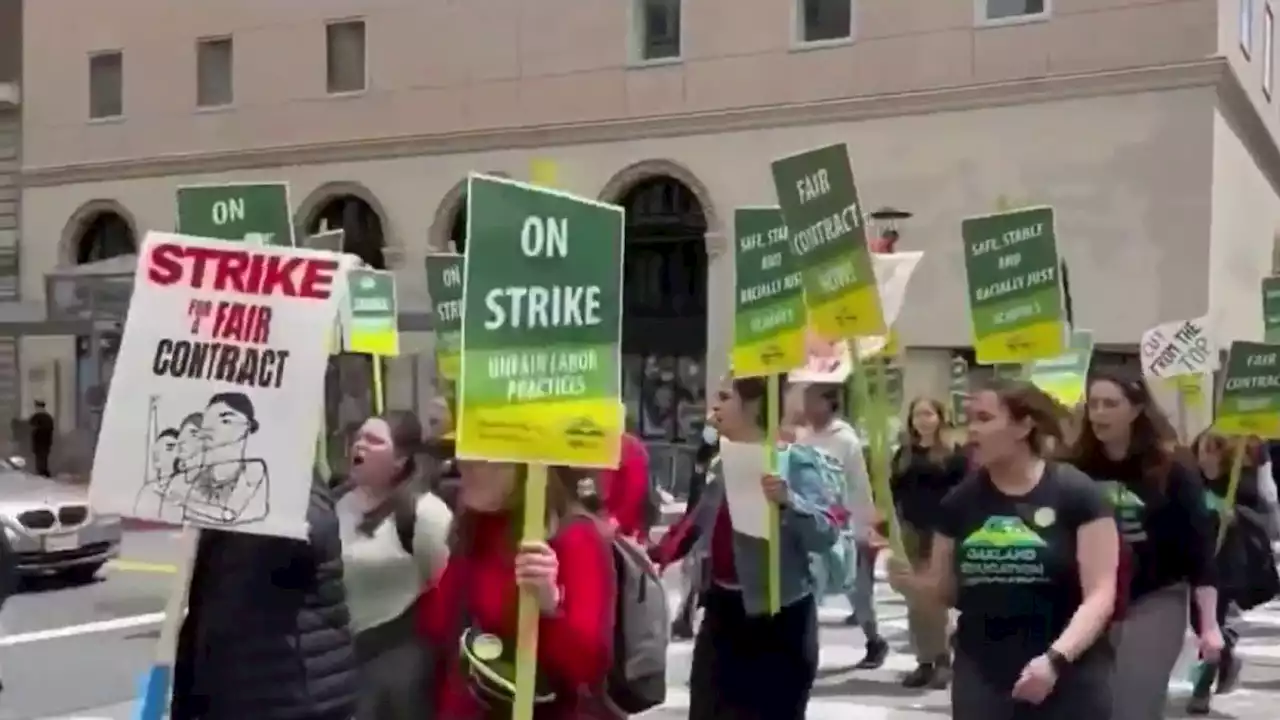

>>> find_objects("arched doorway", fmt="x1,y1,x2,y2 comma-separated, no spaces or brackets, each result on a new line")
618,176,708,491
448,203,467,253
71,209,137,429
304,194,389,470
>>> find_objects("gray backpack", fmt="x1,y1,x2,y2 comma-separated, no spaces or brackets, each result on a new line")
601,533,670,714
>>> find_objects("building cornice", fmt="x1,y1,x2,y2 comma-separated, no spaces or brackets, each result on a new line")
21,58,1228,187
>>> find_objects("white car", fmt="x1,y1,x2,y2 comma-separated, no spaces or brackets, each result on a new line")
0,458,122,582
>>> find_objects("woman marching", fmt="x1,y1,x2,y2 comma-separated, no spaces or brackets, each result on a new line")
417,461,617,719
334,411,453,720
890,380,1118,720
1064,368,1221,719
649,375,839,720
890,396,968,689
1185,433,1280,713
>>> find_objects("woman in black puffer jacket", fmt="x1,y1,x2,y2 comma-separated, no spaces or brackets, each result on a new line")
171,472,358,720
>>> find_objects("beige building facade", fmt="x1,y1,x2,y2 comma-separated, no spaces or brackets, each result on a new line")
14,0,1280,444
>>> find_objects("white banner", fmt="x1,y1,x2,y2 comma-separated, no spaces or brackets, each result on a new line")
1139,316,1216,379
90,232,356,539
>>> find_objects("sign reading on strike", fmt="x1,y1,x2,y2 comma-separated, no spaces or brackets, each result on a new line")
457,174,624,467
426,253,464,381
89,232,356,539
176,183,295,247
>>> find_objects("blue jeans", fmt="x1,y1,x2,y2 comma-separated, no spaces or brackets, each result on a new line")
847,540,880,641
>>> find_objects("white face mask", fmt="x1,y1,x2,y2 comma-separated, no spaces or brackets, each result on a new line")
702,425,719,445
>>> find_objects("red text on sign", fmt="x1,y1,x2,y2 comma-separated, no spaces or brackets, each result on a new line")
212,301,272,345
147,243,338,299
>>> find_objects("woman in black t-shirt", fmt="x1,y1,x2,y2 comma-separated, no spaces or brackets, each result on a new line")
890,380,1118,720
1064,369,1221,720
891,396,968,689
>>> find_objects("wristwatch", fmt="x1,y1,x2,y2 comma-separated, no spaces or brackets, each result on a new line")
1045,648,1071,675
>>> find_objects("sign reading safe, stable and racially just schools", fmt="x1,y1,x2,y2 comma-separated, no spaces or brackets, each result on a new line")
1264,277,1280,344
457,174,624,467
771,144,885,340
426,254,464,381
732,208,806,376
1215,341,1280,438
342,268,399,356
176,183,296,247
961,206,1066,364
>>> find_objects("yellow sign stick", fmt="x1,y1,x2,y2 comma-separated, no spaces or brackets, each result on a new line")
1216,436,1247,552
766,374,782,614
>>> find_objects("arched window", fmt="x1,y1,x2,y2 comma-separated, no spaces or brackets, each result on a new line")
618,176,709,459
305,194,386,269
75,212,135,265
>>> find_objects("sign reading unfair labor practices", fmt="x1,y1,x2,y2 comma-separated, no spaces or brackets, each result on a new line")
457,174,624,467
89,232,356,538
176,183,295,247
732,208,806,377
426,254,464,381
1264,277,1280,344
961,207,1066,364
1139,316,1215,379
1215,341,1280,439
1026,329,1094,408
771,144,884,340
342,268,400,356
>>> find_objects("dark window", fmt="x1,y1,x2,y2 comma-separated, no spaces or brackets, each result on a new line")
984,0,1047,21
326,20,367,93
76,213,136,264
89,51,123,119
306,195,386,269
801,0,852,43
196,37,234,108
638,0,682,61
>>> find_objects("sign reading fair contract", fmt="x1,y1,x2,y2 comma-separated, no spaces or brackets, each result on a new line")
343,268,400,356
457,174,624,467
1264,277,1280,344
176,183,295,247
1215,341,1280,439
1026,329,1094,407
426,254,464,381
961,207,1066,364
89,232,355,539
771,144,884,340
732,208,806,376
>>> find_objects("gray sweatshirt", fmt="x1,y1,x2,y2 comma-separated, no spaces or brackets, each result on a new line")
797,418,873,530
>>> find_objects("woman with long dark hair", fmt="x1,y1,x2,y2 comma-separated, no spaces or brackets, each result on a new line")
417,462,616,719
891,396,968,689
1064,369,1221,720
890,380,1118,719
334,411,452,720
650,375,840,719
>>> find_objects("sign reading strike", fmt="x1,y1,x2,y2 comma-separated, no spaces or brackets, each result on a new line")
426,253,464,381
1215,340,1280,439
1139,316,1215,379
176,183,295,247
457,174,624,467
342,268,400,356
1264,276,1280,344
732,207,806,377
771,143,884,340
89,232,354,539
961,206,1066,364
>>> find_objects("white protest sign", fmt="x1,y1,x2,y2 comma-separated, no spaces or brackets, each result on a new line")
1139,316,1216,379
90,232,356,539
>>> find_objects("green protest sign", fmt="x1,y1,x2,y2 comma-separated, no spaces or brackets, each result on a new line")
961,206,1066,364
426,254,464,380
1215,340,1280,438
175,183,295,246
458,174,624,467
1026,329,1094,408
949,355,969,425
770,143,884,340
1264,276,1280,344
732,208,806,377
342,268,399,356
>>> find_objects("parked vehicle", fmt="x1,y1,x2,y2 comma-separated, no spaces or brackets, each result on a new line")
0,457,121,582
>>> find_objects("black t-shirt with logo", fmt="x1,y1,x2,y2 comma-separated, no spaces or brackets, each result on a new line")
1079,454,1214,601
938,462,1111,689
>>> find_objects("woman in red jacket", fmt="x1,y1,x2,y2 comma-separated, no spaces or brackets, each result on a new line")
601,433,651,541
418,461,617,719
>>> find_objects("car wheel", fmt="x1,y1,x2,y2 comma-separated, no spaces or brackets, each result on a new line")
62,562,105,584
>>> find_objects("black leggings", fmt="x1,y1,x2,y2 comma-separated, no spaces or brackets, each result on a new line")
689,587,818,720
952,649,1113,720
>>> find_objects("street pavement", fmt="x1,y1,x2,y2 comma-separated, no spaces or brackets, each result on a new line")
12,531,1280,719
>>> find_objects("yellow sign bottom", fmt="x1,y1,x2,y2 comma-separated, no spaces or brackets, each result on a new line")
975,320,1066,365
731,327,807,377
457,398,623,467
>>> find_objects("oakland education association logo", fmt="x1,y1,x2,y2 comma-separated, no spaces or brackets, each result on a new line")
958,516,1049,586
